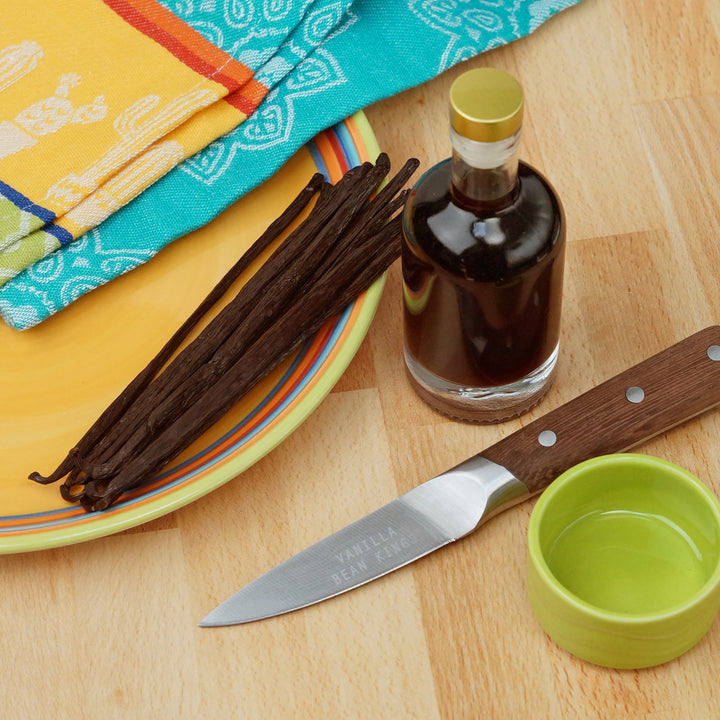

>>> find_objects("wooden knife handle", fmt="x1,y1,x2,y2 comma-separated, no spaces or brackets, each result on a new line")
479,326,720,495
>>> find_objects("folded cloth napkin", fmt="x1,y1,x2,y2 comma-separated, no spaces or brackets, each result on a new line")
0,0,351,286
0,0,581,330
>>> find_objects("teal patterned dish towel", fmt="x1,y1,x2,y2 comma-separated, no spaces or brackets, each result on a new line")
0,0,581,330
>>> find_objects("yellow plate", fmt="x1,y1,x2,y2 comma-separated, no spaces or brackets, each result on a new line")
0,112,382,553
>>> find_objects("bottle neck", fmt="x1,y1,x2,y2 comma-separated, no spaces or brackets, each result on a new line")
450,127,521,208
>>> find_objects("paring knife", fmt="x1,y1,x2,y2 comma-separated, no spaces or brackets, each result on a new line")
200,326,720,627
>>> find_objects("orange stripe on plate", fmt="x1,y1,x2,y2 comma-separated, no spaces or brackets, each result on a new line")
345,116,372,163
104,0,252,90
313,133,344,183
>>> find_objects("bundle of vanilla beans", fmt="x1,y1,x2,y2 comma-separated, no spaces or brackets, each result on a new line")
31,154,419,511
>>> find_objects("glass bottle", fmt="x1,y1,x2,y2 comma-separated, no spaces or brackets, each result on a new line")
402,68,565,422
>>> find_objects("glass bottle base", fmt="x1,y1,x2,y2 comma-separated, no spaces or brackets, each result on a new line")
404,344,559,424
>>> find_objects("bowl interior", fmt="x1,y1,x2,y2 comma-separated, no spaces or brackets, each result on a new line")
533,456,720,616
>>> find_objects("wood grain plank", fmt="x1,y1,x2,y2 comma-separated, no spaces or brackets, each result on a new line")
634,94,720,322
70,531,200,718
609,0,720,103
0,549,84,720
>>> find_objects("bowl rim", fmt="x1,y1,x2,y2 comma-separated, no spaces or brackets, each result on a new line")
528,453,720,624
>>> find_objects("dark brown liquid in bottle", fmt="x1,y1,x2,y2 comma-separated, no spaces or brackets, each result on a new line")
403,159,565,388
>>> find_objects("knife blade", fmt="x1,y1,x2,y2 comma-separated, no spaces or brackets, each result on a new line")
200,325,720,626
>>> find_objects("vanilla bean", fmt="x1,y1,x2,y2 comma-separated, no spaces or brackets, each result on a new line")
360,158,419,228
82,213,405,511
75,157,396,481
33,155,419,511
312,158,418,279
74,160,388,477
30,173,324,485
72,183,329,477
312,187,412,287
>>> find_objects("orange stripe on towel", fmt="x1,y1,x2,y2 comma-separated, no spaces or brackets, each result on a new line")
104,0,253,90
224,79,269,117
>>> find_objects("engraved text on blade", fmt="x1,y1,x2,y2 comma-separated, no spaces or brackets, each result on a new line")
330,526,413,586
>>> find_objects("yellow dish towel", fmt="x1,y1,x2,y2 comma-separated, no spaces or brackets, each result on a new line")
0,0,261,258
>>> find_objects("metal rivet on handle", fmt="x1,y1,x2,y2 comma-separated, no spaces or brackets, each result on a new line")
709,345,720,362
626,386,645,403
538,430,557,447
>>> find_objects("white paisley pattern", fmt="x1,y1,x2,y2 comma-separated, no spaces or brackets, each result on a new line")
409,0,507,72
181,46,348,183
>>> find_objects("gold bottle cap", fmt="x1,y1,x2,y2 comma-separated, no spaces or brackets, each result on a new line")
449,68,524,143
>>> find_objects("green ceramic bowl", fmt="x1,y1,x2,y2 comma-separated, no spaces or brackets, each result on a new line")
527,454,720,669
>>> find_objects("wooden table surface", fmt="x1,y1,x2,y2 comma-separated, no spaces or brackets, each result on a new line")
4,1,720,717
